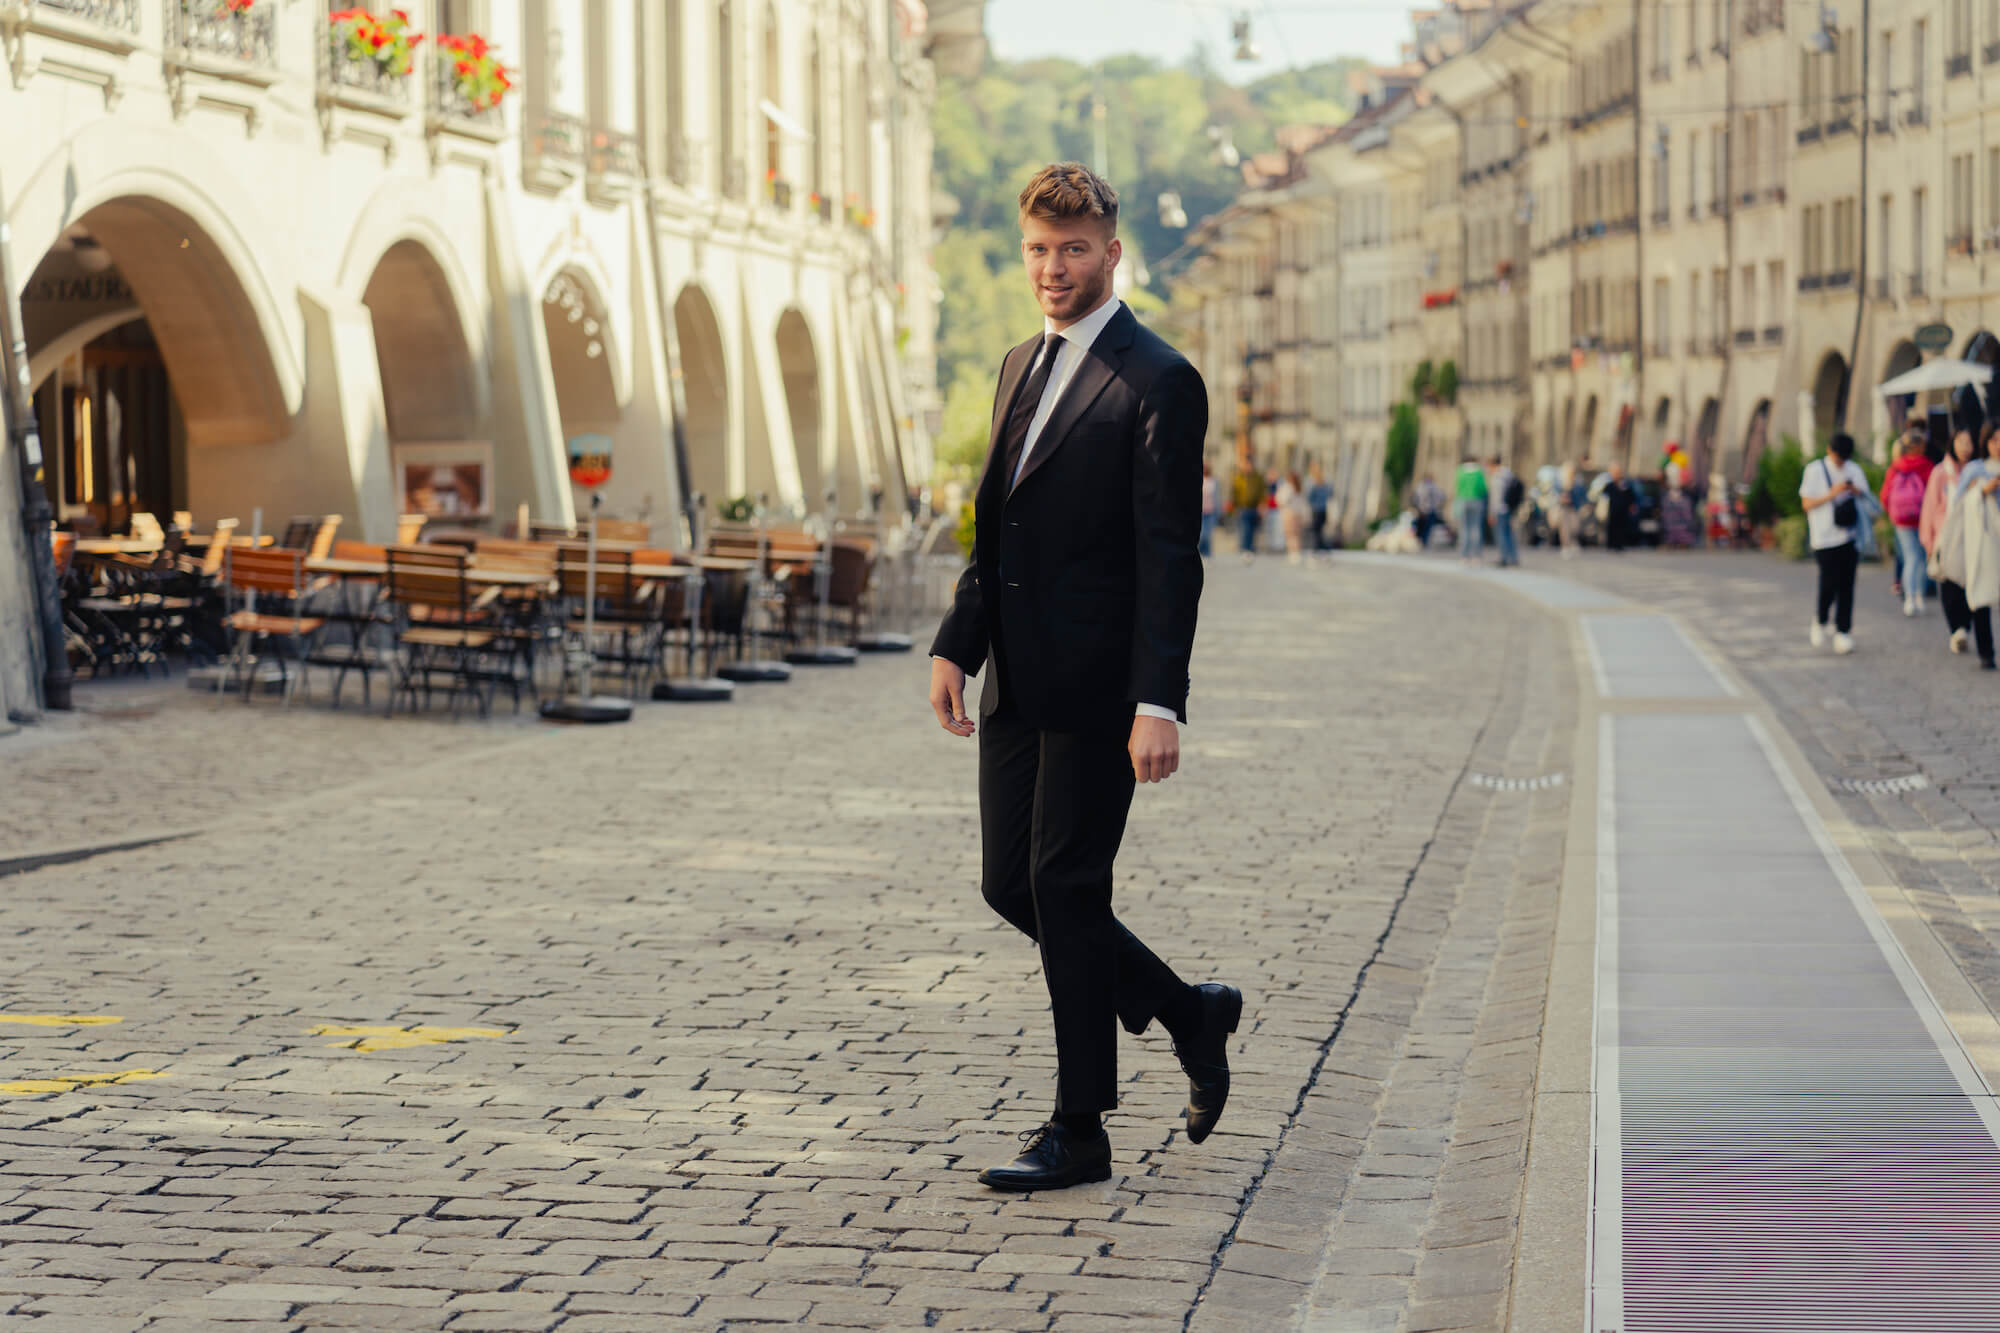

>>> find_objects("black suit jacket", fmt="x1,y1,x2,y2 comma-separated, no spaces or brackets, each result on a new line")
931,303,1207,733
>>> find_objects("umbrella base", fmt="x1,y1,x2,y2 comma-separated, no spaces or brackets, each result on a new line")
538,695,634,724
653,676,735,703
718,659,794,684
784,645,859,667
856,633,913,653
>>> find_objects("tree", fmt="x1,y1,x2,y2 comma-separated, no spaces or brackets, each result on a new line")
1384,402,1420,502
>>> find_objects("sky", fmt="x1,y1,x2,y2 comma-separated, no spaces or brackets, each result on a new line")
983,0,1419,80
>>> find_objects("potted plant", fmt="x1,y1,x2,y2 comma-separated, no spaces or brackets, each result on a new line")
436,31,510,110
329,7,424,77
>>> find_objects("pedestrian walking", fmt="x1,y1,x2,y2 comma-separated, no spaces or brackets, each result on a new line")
1800,431,1870,655
928,162,1240,1193
1412,472,1444,549
1924,427,1976,654
1881,430,1935,615
1231,461,1265,562
1198,461,1218,559
1661,470,1699,548
1454,457,1488,562
1307,465,1334,551
1601,464,1636,552
1944,422,2000,669
1558,462,1585,558
1491,456,1522,567
1277,471,1309,563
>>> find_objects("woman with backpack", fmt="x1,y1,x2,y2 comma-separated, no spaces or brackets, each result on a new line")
1881,431,1935,615
1800,432,1872,655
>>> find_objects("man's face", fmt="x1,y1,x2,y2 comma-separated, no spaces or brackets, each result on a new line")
1021,215,1119,326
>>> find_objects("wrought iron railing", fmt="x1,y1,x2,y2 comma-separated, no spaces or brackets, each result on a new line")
37,0,138,29
168,0,274,66
587,128,640,180
530,110,585,165
430,45,500,126
325,29,411,104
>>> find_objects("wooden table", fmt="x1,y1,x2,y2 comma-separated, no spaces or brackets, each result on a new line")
73,538,163,556
307,557,555,589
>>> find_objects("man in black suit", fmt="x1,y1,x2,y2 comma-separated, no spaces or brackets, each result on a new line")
928,163,1242,1192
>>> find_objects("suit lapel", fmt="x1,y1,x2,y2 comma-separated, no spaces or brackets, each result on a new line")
1010,305,1134,494
977,335,1042,498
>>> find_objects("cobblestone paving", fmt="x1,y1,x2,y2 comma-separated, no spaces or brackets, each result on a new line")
1533,546,2000,1023
0,560,1565,1331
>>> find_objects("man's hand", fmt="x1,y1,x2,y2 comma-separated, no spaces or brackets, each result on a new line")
1130,714,1179,784
929,658,975,737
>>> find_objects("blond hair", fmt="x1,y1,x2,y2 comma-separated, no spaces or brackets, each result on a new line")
1018,162,1119,235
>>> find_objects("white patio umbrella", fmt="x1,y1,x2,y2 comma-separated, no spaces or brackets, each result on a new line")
1877,358,1995,397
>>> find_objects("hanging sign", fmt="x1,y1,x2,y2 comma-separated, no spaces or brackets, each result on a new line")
567,433,613,489
1915,323,1955,353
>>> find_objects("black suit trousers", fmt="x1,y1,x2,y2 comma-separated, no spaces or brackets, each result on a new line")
978,702,1186,1115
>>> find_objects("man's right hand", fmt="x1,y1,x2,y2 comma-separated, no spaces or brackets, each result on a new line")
929,657,975,737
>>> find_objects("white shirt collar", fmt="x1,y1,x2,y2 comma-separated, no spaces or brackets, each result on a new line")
1044,294,1122,353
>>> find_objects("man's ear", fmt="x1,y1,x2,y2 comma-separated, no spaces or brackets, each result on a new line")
1106,236,1121,269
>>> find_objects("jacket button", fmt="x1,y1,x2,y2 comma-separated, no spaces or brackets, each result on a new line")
1007,581,1020,588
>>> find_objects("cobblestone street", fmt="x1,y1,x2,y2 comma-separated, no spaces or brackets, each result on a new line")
0,560,1566,1332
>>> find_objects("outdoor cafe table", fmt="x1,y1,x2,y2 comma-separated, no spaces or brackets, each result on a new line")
73,538,163,556
305,557,553,588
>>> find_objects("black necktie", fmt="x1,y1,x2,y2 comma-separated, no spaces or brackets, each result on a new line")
998,334,1059,490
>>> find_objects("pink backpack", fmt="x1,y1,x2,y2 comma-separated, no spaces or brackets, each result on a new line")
1887,467,1927,526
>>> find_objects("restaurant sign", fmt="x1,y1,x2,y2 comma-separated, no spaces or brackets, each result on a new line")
1915,322,1955,353
567,433,612,489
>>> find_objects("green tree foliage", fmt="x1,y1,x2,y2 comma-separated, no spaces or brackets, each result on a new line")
1384,402,1419,500
929,51,1358,478
1747,437,1807,525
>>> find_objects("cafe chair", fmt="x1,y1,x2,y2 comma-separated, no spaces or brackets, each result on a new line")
220,547,325,707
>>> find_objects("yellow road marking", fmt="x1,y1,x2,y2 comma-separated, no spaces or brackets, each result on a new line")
0,1015,122,1027
307,1024,508,1052
0,1069,164,1096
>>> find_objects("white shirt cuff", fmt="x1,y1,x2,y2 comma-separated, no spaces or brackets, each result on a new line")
1135,703,1180,724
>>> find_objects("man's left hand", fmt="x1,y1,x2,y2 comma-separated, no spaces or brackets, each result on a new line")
1129,715,1179,784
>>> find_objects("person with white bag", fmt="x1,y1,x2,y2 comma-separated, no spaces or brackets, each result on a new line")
1923,428,1977,654
1943,422,2000,670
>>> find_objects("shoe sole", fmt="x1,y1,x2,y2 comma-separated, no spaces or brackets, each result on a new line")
977,1161,1112,1192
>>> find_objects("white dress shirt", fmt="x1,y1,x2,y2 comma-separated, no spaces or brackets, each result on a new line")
1004,295,1178,727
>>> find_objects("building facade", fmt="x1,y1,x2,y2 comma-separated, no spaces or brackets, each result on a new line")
0,0,961,714
1172,0,2000,543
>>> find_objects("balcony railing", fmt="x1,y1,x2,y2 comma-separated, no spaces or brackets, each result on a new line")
33,0,137,30
1762,325,1784,343
1987,40,2000,64
1874,275,1894,299
1826,114,1856,136
167,0,273,67
1651,207,1671,226
1799,274,1825,291
1733,328,1757,345
767,176,794,210
324,28,412,106
1873,115,1894,135
522,110,585,191
429,45,500,128
1825,269,1855,288
1949,51,1973,77
587,128,640,200
1949,233,1976,258
1798,124,1823,145
1910,272,1929,298
1904,103,1930,128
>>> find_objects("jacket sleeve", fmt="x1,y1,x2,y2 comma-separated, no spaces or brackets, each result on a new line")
1127,362,1208,722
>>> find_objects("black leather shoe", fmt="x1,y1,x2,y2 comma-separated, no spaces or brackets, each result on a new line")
1174,983,1242,1145
977,1121,1113,1191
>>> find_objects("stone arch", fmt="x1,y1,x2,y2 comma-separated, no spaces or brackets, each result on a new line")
1740,398,1772,483
774,308,825,508
1578,394,1599,462
1692,397,1720,481
674,283,732,513
543,267,623,442
1810,350,1849,446
22,194,292,448
1882,339,1922,434
1962,330,2000,431
365,240,480,443
7,132,304,430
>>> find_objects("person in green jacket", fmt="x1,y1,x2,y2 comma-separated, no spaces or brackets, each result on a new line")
1455,458,1489,562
